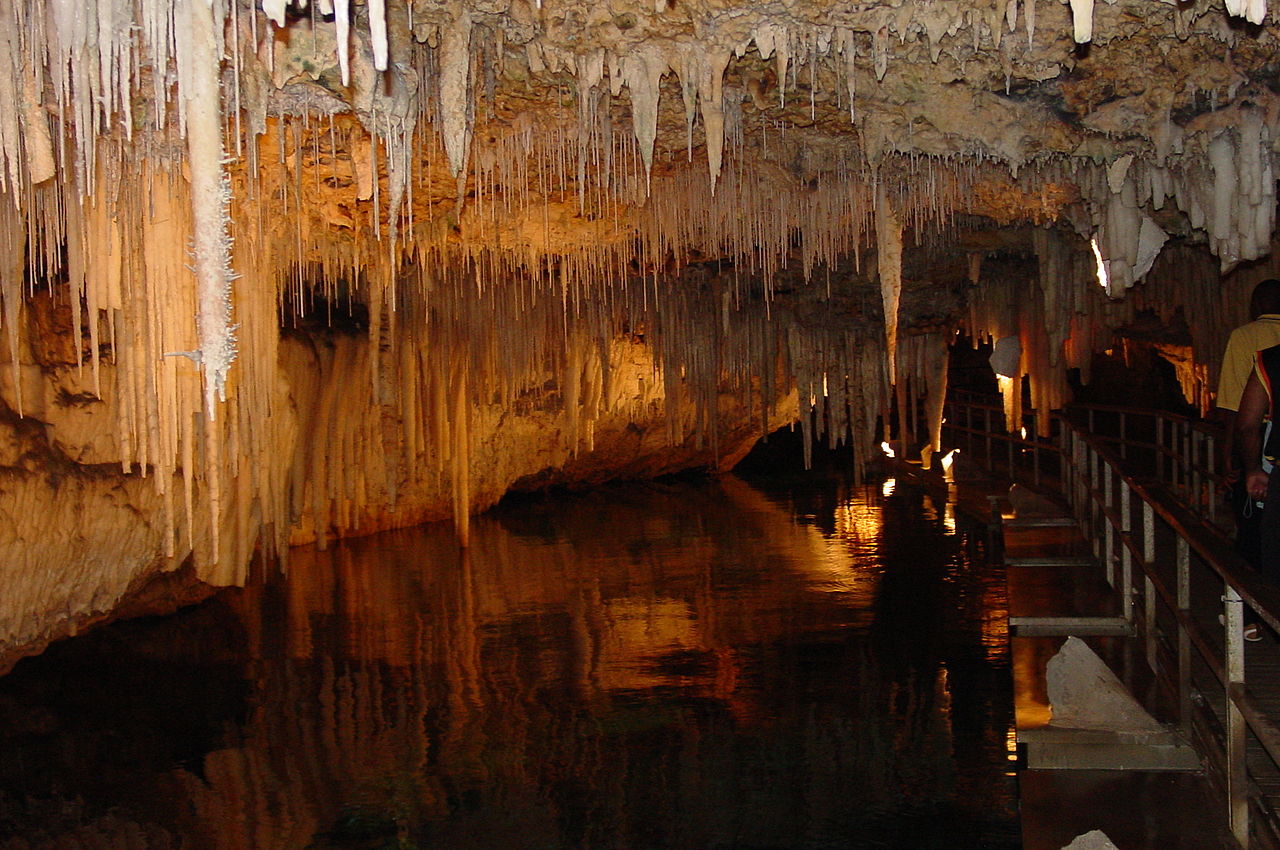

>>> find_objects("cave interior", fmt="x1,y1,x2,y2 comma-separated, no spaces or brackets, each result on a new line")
1,0,1279,668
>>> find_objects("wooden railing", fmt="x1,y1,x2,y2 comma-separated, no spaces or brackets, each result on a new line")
943,392,1280,849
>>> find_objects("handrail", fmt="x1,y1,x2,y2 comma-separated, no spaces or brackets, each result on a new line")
946,392,1225,527
1056,418,1272,847
944,392,1280,848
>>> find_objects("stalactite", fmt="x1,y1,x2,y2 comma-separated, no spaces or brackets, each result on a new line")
875,180,903,387
620,46,665,190
438,6,474,184
179,0,238,428
1068,0,1094,43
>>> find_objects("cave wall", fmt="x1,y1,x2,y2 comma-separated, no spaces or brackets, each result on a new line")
0,288,800,674
6,0,1280,670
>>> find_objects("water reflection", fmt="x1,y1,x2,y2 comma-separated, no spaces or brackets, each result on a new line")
0,475,1016,849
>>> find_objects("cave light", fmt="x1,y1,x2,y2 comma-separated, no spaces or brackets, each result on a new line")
1090,236,1110,295
941,448,959,482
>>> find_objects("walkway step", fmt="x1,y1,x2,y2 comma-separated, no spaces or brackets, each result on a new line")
1004,516,1078,529
1019,727,1202,771
1006,556,1096,567
1011,616,1131,637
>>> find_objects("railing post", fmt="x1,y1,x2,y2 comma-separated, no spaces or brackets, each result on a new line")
967,402,974,454
1090,446,1101,542
1103,467,1114,582
1008,425,1016,477
1160,417,1169,483
1182,422,1192,497
1208,433,1218,524
1144,501,1157,670
1176,536,1192,731
984,407,992,464
1192,429,1203,515
1033,434,1042,488
1225,585,1249,847
1120,480,1132,597
1076,438,1088,524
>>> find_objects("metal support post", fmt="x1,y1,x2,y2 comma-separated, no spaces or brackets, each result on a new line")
1225,585,1249,847
1144,502,1157,670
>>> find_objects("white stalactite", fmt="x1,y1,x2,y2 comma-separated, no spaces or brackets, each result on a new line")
439,8,474,182
1068,0,1094,43
621,46,666,190
335,0,351,86
177,0,237,417
698,47,731,195
369,0,388,71
875,181,903,387
261,0,286,26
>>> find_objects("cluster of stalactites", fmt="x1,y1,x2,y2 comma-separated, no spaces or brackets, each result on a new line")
961,228,1108,434
1084,114,1275,297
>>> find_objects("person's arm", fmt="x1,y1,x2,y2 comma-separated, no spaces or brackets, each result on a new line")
1237,370,1270,502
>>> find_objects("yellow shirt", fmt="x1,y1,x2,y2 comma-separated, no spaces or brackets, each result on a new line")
1217,315,1280,411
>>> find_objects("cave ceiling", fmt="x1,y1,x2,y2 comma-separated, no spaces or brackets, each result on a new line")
0,0,1277,595
10,0,1277,272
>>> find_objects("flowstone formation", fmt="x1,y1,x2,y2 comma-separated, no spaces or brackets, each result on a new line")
4,0,1280,665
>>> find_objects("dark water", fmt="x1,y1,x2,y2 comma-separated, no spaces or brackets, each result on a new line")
0,473,1018,849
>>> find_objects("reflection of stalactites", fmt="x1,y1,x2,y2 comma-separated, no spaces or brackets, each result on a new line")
451,363,472,546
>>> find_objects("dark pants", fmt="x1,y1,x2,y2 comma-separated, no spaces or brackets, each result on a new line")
1260,472,1280,585
1235,478,1265,570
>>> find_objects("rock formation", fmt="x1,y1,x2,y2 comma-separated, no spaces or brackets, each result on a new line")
4,0,1280,666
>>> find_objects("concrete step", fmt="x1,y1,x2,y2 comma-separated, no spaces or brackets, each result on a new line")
1019,726,1201,771
1004,516,1078,529
1006,555,1097,568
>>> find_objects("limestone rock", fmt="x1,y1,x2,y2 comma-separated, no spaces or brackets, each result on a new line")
1047,636,1164,732
1062,830,1120,850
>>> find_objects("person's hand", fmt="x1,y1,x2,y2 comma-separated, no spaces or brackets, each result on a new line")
1246,468,1269,502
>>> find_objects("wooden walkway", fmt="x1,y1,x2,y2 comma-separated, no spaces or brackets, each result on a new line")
894,451,1250,848
938,395,1280,849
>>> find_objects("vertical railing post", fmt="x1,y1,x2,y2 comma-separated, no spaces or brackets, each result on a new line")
1176,536,1192,731
1034,435,1042,488
984,407,992,464
1063,430,1074,513
962,401,972,455
1208,434,1218,524
1120,480,1133,601
1089,446,1101,542
1144,501,1157,670
1161,417,1169,483
1182,422,1192,498
1225,584,1249,847
1076,438,1088,524
1172,421,1182,493
1103,466,1115,582
1008,425,1016,477
1192,429,1203,514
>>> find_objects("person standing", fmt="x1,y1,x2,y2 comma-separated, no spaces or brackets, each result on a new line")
1217,279,1280,568
1236,345,1280,597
